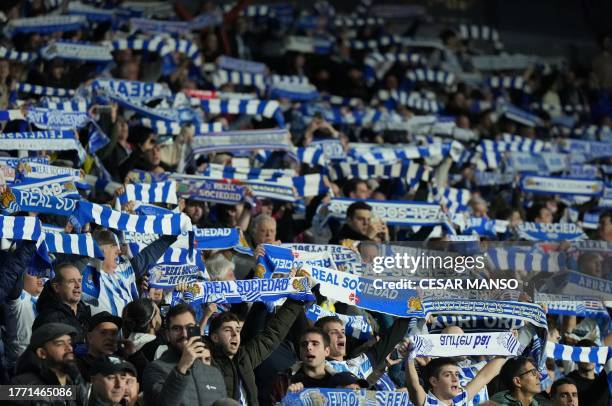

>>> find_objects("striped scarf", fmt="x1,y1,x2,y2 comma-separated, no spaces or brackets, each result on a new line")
199,99,285,126
117,181,178,207
4,15,88,36
138,118,224,135
0,130,86,165
40,40,113,63
16,83,75,98
377,90,441,113
73,201,191,236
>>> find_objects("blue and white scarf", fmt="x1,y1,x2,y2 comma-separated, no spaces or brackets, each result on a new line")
0,130,86,165
377,90,441,113
15,163,82,183
558,139,612,160
202,164,296,181
12,174,80,198
327,161,429,188
117,181,177,207
430,186,471,214
486,247,565,272
40,41,113,63
175,178,247,205
27,107,90,130
486,76,530,92
305,264,424,317
4,15,88,36
211,68,266,90
73,201,191,236
172,277,314,306
459,24,503,49
516,222,587,241
41,99,88,112
193,227,252,256
199,99,285,126
545,342,612,393
66,1,118,22
280,389,409,406
507,152,568,174
406,68,455,87
500,103,543,127
148,264,206,289
429,315,526,334
0,46,37,63
217,55,267,74
2,188,78,216
44,231,104,259
364,52,423,84
0,215,43,243
16,83,75,98
129,17,193,35
92,79,172,103
189,128,292,155
293,147,326,167
519,174,604,197
349,34,401,50
282,243,362,273
138,118,224,136
305,304,373,340
535,292,608,319
327,198,448,227
255,244,336,278
410,332,521,357
284,36,334,54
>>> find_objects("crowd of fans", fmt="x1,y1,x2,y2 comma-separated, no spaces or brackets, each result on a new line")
0,0,610,405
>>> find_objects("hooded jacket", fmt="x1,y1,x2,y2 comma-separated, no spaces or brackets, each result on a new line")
11,348,90,406
32,281,92,345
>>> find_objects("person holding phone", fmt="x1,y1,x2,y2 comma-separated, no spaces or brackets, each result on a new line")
142,304,228,406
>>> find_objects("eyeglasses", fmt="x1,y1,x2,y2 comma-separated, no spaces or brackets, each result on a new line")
169,324,196,334
518,368,538,378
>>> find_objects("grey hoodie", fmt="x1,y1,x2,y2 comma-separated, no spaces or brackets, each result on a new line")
142,347,227,406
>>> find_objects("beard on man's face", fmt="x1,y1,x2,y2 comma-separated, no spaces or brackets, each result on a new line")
43,353,77,374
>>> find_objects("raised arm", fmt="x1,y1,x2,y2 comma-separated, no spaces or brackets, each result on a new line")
465,356,508,401
405,358,427,406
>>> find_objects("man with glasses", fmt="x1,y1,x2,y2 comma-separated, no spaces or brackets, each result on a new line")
491,356,542,406
142,304,228,406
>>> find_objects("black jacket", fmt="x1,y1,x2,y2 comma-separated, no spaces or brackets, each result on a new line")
11,349,90,406
0,241,37,303
329,223,370,244
210,298,304,406
32,281,92,345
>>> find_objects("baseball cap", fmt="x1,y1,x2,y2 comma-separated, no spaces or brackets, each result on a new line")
29,323,78,350
90,356,137,377
328,372,369,388
88,311,123,332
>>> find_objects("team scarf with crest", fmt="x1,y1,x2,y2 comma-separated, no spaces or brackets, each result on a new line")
192,227,253,256
519,174,604,197
175,178,248,205
1,187,78,216
281,243,362,273
171,277,314,306
409,332,521,358
280,389,410,406
26,107,91,131
327,198,448,228
516,222,588,241
255,244,337,278
0,130,86,165
148,264,206,289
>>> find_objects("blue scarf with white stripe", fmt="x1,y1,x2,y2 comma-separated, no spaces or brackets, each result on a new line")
40,40,113,63
117,181,177,207
193,227,252,256
44,231,104,259
4,15,88,36
305,304,373,340
519,175,604,197
0,130,86,165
